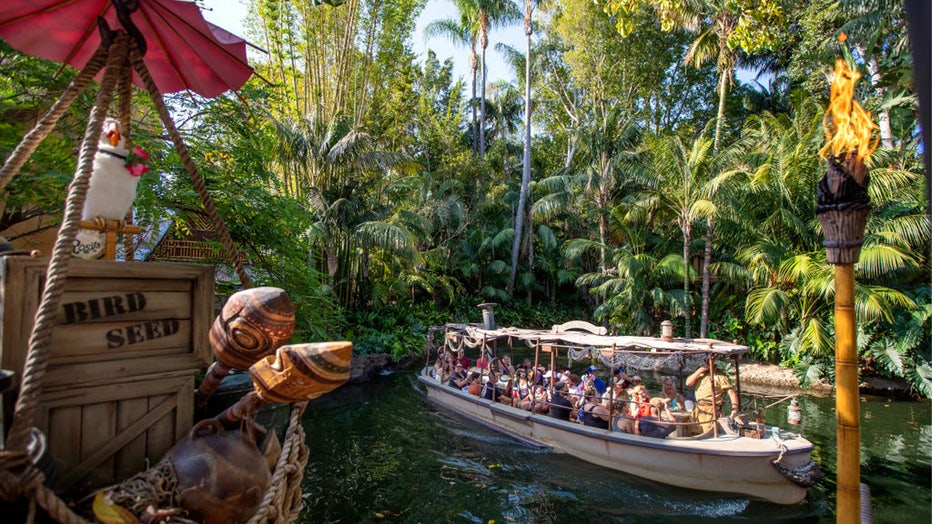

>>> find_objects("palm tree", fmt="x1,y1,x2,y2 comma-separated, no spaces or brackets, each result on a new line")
559,107,644,272
474,0,521,159
424,3,480,154
709,96,824,255
604,0,786,337
508,0,539,296
564,204,684,335
630,131,744,338
713,100,924,382
271,112,417,306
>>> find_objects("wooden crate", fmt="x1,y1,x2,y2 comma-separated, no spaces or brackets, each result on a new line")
37,372,194,490
0,257,213,489
0,257,213,389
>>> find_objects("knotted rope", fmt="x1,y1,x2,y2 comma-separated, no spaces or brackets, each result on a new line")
0,34,132,524
119,61,136,261
246,402,310,524
128,41,252,289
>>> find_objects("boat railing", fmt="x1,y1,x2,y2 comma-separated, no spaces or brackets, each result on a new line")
425,368,708,439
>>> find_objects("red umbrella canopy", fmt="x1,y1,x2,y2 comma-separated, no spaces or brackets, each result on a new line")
0,0,254,98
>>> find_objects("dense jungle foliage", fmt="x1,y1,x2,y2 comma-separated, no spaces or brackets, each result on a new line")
0,0,928,396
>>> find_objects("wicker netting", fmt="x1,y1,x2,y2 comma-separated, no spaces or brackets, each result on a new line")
0,31,306,524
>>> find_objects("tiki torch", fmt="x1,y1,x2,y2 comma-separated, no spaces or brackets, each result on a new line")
215,341,352,429
815,50,879,524
194,287,296,414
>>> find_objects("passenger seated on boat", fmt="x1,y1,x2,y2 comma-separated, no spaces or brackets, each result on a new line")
547,384,574,421
579,386,610,429
686,361,740,433
455,351,471,369
476,350,491,370
557,367,572,387
447,364,469,390
583,366,607,394
438,355,455,384
532,385,549,414
532,365,547,384
611,367,631,389
610,400,636,433
631,386,653,419
660,377,686,411
512,369,534,410
499,355,516,377
431,358,444,382
467,372,482,396
481,370,510,403
602,378,628,406
518,359,533,377
635,398,677,438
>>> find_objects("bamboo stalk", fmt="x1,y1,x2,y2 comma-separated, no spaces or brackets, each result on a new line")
835,263,861,523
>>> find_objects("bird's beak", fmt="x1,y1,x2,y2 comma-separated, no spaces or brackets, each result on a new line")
107,127,121,147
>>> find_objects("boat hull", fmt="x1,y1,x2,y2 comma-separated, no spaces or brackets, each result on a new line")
419,371,813,505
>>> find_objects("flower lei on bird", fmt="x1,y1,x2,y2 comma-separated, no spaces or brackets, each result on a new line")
124,145,149,177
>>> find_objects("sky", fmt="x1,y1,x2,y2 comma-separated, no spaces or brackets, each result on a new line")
199,0,525,85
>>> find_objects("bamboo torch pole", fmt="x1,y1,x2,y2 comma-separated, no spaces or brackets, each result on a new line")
816,45,879,523
834,263,860,522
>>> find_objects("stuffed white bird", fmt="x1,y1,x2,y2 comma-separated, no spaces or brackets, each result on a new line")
73,118,148,259
82,118,146,223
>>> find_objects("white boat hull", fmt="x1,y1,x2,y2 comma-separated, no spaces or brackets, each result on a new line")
419,371,814,505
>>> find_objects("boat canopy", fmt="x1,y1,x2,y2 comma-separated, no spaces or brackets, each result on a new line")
438,322,751,375
443,323,749,355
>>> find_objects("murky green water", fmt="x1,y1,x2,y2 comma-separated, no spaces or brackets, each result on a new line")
297,372,931,524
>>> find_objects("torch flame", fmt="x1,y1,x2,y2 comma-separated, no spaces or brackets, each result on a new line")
819,59,879,162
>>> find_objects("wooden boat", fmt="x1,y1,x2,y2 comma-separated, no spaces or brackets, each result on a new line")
418,322,820,505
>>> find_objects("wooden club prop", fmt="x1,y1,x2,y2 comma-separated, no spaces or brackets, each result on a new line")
216,341,352,429
195,287,295,414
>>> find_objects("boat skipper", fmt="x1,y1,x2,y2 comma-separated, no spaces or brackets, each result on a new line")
685,361,739,433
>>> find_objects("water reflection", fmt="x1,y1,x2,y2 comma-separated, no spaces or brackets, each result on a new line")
299,372,930,524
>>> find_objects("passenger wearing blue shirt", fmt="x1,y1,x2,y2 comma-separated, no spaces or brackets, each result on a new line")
584,365,606,395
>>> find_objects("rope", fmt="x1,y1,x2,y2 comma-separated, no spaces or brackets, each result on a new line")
127,42,252,289
246,402,309,524
0,35,123,524
0,44,109,193
5,33,128,456
118,63,136,261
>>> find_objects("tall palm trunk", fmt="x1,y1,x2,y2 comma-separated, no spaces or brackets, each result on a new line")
508,2,533,296
700,69,729,338
864,52,894,149
479,16,489,159
682,217,692,339
598,196,608,272
470,51,479,154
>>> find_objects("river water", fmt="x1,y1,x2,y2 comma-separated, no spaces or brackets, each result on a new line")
297,371,931,523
